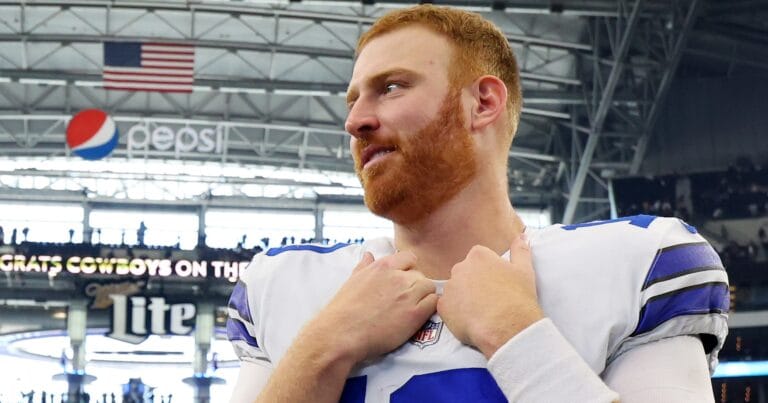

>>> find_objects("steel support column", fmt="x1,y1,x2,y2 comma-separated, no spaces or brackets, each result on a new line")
629,0,702,174
562,0,645,224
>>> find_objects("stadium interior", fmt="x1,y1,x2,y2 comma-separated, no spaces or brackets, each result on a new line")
0,0,767,402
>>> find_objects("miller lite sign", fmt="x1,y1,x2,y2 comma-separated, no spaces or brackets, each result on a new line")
107,295,196,344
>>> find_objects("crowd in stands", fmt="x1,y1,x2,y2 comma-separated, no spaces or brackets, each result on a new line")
5,383,173,403
613,176,688,220
2,156,766,304
0,221,368,270
695,158,768,220
615,157,768,221
614,157,768,271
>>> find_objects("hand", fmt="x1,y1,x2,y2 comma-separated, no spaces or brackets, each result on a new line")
306,251,438,365
437,233,544,359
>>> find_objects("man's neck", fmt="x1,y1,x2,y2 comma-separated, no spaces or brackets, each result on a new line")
392,178,525,280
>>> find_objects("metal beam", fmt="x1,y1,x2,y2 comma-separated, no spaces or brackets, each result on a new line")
0,49,577,90
0,77,591,105
630,0,702,174
0,0,661,24
0,2,601,58
562,0,644,224
0,33,354,59
0,113,562,166
684,48,768,72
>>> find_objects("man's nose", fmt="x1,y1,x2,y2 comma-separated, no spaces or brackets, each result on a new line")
345,100,380,139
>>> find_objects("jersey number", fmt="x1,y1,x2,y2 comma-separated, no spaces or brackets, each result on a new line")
561,214,657,231
561,215,696,234
340,368,506,403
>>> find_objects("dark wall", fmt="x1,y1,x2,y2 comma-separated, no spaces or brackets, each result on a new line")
641,75,768,175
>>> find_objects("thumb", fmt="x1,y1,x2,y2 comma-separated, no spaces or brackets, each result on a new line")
353,251,375,273
509,232,531,263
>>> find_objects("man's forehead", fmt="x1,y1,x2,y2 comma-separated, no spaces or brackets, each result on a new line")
350,26,453,84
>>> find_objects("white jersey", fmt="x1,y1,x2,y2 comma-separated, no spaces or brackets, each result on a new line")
227,215,728,402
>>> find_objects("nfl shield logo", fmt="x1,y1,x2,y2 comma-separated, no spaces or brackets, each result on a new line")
410,319,443,349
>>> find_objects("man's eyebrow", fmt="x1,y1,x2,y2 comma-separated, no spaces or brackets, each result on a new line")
346,87,359,106
346,68,419,105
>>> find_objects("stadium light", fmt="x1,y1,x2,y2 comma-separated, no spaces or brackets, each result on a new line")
713,361,768,378
18,78,67,86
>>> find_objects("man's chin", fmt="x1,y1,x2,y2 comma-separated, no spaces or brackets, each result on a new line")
358,166,393,192
364,182,442,225
362,181,406,219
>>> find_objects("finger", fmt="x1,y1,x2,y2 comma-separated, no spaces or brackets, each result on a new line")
509,232,531,263
353,251,375,273
407,277,437,301
373,250,418,271
415,292,439,318
466,244,494,260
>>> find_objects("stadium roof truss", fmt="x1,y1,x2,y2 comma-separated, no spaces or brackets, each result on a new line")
0,0,766,223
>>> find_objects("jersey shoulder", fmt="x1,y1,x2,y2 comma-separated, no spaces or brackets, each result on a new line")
232,239,369,317
238,238,385,287
534,214,697,245
532,214,715,274
531,215,729,372
226,238,394,364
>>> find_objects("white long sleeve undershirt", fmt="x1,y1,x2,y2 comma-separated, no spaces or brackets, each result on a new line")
487,318,714,403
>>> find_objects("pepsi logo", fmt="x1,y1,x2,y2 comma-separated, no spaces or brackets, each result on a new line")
66,109,119,160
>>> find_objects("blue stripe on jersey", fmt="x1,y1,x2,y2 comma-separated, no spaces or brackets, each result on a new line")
226,318,259,348
228,282,253,324
632,282,729,336
265,243,351,256
391,368,506,403
642,242,724,290
339,376,366,403
561,214,657,231
680,220,698,234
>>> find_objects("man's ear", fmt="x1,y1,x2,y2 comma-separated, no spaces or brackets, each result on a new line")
470,75,508,132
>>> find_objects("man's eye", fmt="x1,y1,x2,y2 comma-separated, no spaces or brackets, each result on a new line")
385,83,402,93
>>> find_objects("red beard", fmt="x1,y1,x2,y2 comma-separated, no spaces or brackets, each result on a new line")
353,87,477,225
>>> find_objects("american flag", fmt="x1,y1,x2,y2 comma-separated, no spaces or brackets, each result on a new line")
103,42,195,93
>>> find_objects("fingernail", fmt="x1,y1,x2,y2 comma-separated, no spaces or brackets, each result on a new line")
520,232,530,247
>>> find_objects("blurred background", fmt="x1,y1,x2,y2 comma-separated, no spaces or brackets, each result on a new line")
0,0,766,402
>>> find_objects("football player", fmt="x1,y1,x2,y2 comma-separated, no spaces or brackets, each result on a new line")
228,5,728,402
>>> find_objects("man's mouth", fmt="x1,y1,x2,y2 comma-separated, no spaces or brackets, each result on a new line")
361,145,397,168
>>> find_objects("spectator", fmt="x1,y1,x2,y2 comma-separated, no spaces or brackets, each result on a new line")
660,200,674,217
675,205,691,222
747,241,759,261
759,226,768,253
712,207,723,219
675,175,693,216
137,221,147,246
